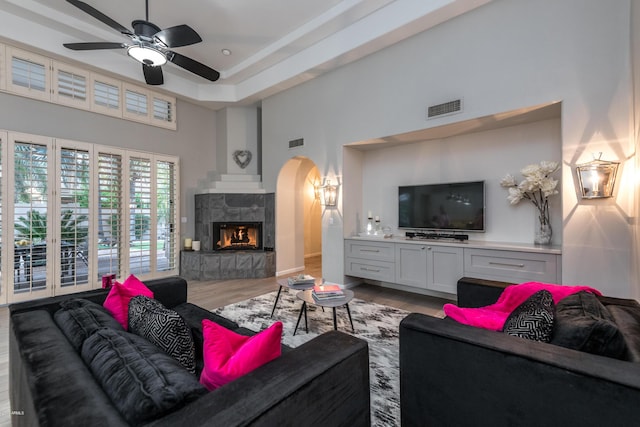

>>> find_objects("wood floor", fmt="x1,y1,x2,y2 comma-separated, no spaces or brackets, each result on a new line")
0,255,448,426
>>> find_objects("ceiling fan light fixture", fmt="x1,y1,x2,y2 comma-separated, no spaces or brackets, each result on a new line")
127,45,166,66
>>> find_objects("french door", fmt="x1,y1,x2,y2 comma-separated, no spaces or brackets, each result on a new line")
0,131,180,304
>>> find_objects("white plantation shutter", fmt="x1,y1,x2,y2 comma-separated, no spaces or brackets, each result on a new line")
58,146,91,289
57,70,86,100
156,159,177,272
94,80,119,109
12,57,46,91
98,152,123,279
129,157,152,275
124,86,149,122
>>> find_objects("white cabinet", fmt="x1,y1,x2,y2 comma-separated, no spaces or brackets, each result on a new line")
427,245,464,294
394,243,462,294
463,248,560,283
345,240,395,282
345,237,561,296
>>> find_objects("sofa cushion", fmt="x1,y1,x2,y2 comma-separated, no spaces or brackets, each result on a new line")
103,274,153,330
53,298,123,351
503,290,555,342
128,295,196,374
81,328,207,425
200,320,283,391
605,302,640,362
550,291,628,359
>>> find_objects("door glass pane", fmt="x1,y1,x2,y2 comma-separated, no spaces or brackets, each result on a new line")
157,160,176,272
98,153,122,279
129,157,151,275
60,148,90,287
13,142,48,292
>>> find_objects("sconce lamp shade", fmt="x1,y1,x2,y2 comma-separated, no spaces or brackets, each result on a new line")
576,153,619,199
323,181,338,207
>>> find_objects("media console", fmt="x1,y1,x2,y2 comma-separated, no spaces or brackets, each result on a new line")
344,236,562,298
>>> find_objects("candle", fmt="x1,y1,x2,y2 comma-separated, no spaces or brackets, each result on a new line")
368,210,372,219
184,238,192,249
375,216,380,221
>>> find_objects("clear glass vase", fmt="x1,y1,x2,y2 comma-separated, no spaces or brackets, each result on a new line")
534,221,552,245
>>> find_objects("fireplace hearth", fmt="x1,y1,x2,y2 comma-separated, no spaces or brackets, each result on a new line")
213,221,262,251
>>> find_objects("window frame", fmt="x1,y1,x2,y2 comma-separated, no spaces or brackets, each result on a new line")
53,61,91,109
6,47,51,102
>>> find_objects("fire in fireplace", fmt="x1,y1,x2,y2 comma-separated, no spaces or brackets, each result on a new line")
212,222,263,251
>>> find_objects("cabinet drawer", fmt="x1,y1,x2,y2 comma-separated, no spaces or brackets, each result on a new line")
345,257,395,282
464,248,559,283
345,239,395,262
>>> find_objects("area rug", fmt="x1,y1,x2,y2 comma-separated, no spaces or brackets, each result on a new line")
212,288,412,427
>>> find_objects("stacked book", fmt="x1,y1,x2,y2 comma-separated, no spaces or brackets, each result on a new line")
287,274,315,287
312,284,345,302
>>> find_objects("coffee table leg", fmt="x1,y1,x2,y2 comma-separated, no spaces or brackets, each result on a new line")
332,307,338,330
294,301,306,336
270,285,283,318
345,303,354,333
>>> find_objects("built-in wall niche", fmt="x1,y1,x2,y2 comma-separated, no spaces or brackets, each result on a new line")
342,102,562,246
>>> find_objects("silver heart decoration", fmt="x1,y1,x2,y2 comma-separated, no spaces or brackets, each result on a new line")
232,150,252,169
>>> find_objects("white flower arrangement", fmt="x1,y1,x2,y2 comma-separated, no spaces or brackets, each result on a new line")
500,161,559,227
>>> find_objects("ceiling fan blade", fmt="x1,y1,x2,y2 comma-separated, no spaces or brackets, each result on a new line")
64,42,125,51
154,25,202,48
167,51,220,82
143,64,164,85
66,0,133,36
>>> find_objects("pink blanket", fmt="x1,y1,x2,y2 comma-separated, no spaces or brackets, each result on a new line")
443,282,602,330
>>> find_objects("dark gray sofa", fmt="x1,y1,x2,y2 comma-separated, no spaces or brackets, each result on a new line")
400,277,640,427
10,276,371,426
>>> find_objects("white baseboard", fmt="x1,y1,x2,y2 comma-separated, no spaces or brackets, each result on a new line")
276,266,305,277
304,252,321,259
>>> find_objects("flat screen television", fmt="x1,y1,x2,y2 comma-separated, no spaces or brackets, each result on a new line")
398,181,485,232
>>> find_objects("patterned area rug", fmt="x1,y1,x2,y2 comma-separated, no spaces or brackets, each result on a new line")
212,288,412,427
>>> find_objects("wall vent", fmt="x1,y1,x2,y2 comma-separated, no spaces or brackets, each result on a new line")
427,99,463,119
288,138,304,149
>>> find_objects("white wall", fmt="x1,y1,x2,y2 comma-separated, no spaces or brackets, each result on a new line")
355,119,561,244
262,0,637,298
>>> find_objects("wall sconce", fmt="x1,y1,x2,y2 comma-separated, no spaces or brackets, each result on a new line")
322,179,339,207
576,152,619,199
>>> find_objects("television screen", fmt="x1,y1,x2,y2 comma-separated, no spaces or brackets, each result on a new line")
398,181,485,232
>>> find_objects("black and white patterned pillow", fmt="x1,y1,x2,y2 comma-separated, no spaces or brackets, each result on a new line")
128,295,196,374
503,290,555,342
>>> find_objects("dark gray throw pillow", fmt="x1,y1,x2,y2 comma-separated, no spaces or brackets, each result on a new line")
81,328,207,425
550,291,628,359
503,290,555,342
128,295,196,374
54,298,123,351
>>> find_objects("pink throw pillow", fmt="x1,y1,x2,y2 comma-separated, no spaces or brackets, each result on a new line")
103,274,153,330
200,320,282,391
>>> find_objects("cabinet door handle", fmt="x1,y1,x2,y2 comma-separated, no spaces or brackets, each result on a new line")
489,261,525,268
361,249,380,253
362,267,381,272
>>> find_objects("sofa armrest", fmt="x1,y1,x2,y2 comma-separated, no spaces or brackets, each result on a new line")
148,331,371,427
456,277,513,307
400,313,640,427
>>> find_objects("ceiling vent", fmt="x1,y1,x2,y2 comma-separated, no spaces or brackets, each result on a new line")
427,99,463,119
288,138,304,149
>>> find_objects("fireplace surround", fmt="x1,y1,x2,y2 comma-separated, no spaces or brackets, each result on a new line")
180,193,275,280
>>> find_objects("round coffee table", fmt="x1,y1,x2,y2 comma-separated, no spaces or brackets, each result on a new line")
293,289,355,335
270,277,318,318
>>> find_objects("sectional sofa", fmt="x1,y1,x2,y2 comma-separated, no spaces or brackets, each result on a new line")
10,276,371,426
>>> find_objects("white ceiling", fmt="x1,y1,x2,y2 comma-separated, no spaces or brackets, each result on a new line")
0,0,491,109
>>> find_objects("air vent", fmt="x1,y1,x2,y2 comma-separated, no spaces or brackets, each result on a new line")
427,99,462,119
288,138,304,149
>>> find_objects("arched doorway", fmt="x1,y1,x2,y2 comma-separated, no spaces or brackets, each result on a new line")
275,157,322,276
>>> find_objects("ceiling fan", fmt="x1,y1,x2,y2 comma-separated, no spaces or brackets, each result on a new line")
63,0,220,85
